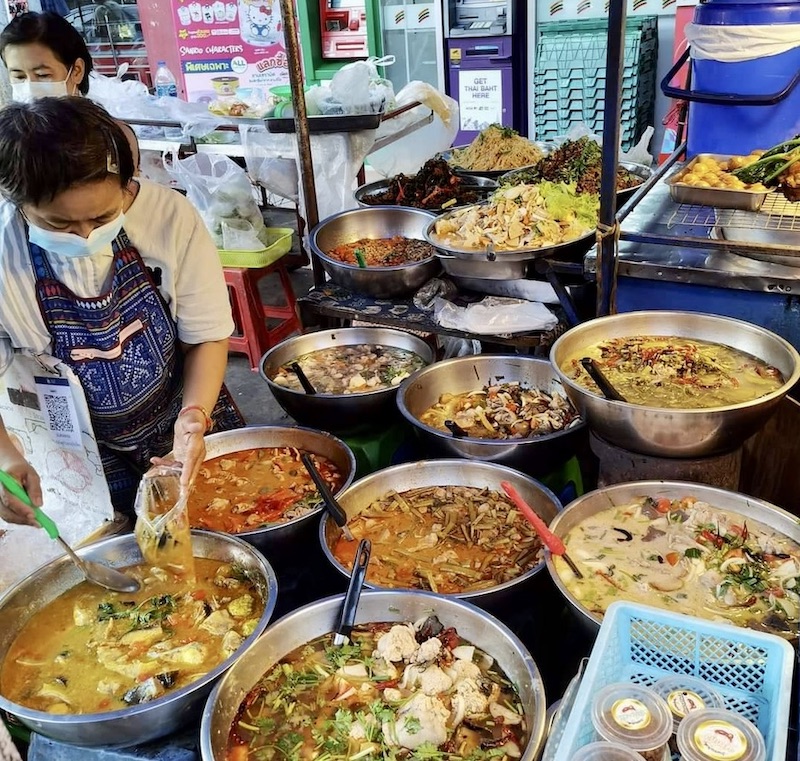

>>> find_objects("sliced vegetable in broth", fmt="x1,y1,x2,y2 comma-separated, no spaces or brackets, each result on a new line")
419,382,578,440
332,486,544,594
227,616,528,761
562,335,783,408
190,448,344,534
272,344,426,395
0,559,265,714
555,495,800,638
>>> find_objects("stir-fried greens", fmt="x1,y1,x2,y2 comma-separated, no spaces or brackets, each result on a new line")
227,616,528,761
419,382,578,440
555,495,800,638
563,335,784,409
0,560,264,714
331,486,545,594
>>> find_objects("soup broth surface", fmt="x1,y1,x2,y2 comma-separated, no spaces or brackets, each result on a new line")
562,335,783,408
1,559,264,714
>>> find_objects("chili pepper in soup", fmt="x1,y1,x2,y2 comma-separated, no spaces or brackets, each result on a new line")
271,344,426,395
190,448,344,533
226,616,528,761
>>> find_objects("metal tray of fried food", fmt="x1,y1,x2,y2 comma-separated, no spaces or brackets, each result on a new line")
666,154,771,211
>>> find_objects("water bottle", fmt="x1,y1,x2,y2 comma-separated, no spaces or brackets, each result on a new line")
154,61,178,98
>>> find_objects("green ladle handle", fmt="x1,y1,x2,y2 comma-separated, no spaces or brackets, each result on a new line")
0,469,59,540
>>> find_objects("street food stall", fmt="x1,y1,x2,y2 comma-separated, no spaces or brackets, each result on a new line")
1,0,800,759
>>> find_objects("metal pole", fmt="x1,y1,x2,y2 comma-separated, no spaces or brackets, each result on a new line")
278,0,325,285
596,0,627,317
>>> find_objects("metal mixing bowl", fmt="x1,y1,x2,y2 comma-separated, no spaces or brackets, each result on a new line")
550,311,800,458
196,426,356,554
260,327,435,434
0,530,278,747
200,590,548,761
545,480,800,633
397,355,586,477
354,175,498,209
319,459,561,609
310,206,440,298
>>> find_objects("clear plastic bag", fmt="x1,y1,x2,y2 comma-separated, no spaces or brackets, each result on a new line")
432,296,558,335
133,465,195,581
165,152,266,250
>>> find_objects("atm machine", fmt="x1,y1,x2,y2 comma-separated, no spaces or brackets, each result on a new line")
320,0,369,59
444,0,527,144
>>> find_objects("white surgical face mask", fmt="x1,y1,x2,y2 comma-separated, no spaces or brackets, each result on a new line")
11,67,74,103
27,213,125,258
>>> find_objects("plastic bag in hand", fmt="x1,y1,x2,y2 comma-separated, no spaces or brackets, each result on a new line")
165,152,265,250
133,464,196,581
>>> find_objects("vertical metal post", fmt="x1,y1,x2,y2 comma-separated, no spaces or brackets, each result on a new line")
278,0,325,285
596,0,627,317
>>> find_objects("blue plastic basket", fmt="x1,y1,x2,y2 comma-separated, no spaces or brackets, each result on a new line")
544,602,794,761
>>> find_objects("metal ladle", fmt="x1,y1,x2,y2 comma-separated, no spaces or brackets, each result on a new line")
580,357,628,403
300,453,355,541
0,470,141,593
334,538,371,646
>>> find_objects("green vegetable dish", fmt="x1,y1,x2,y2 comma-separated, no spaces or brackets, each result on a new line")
226,616,528,761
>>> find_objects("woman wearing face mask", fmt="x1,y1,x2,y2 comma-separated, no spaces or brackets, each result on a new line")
0,11,140,169
0,97,243,527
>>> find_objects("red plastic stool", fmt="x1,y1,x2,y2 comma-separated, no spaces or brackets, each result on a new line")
224,261,301,370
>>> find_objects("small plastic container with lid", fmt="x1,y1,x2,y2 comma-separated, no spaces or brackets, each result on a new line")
572,741,646,760
652,675,725,734
676,708,766,761
591,683,673,761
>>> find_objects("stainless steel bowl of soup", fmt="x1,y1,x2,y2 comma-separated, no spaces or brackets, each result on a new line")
200,591,548,761
319,459,561,610
550,311,800,457
545,481,800,640
0,530,277,747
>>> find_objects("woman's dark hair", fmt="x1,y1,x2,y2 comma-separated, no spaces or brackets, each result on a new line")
0,97,135,206
0,12,93,95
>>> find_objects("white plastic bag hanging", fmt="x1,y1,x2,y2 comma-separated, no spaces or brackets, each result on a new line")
165,152,266,250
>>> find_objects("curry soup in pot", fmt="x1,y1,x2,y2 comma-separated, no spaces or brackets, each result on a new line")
1,560,264,714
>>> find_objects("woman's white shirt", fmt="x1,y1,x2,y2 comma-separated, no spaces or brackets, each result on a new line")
0,179,234,373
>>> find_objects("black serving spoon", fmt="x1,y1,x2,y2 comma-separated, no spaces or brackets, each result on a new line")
444,420,469,438
291,362,317,395
580,358,628,403
334,538,371,647
301,453,355,541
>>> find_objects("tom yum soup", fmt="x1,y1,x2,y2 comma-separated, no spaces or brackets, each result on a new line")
332,486,544,594
562,336,784,408
0,561,264,714
190,448,344,533
271,345,426,395
227,615,528,761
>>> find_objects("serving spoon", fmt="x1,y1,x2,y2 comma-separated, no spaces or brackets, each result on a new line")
291,362,317,395
0,470,141,593
579,357,628,403
334,538,371,647
300,453,355,541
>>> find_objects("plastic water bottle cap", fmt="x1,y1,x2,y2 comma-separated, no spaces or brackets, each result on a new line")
157,60,166,66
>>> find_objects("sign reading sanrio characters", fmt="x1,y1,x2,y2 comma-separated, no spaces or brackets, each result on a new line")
171,0,289,103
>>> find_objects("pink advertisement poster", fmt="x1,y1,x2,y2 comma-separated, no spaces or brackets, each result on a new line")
172,0,289,103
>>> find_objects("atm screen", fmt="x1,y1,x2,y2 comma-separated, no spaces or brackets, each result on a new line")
330,0,362,7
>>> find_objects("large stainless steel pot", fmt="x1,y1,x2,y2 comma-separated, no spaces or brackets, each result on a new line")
260,328,435,434
0,530,278,747
544,480,800,632
550,311,800,458
200,590,548,761
319,459,561,609
397,355,586,477
197,426,357,553
310,206,440,298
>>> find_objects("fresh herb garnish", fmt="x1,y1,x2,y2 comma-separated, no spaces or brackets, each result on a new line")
96,594,176,630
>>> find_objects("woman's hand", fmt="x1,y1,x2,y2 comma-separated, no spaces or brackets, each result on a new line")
0,446,43,527
167,407,207,489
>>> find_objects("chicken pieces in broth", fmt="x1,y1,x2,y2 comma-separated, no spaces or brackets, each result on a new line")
0,560,264,714
227,615,528,761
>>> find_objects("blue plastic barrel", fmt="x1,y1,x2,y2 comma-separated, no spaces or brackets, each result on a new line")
661,0,800,156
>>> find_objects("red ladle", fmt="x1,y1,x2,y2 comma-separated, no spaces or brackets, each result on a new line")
500,480,583,579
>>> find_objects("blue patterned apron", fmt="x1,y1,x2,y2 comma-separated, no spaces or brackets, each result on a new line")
28,230,243,510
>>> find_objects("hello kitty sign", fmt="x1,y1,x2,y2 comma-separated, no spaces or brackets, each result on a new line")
239,0,282,46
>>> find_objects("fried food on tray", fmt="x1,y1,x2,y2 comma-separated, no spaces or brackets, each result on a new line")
432,182,598,252
448,124,544,172
677,154,768,192
361,158,485,210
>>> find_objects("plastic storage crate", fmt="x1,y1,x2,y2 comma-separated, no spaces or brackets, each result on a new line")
543,602,794,761
533,18,657,151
